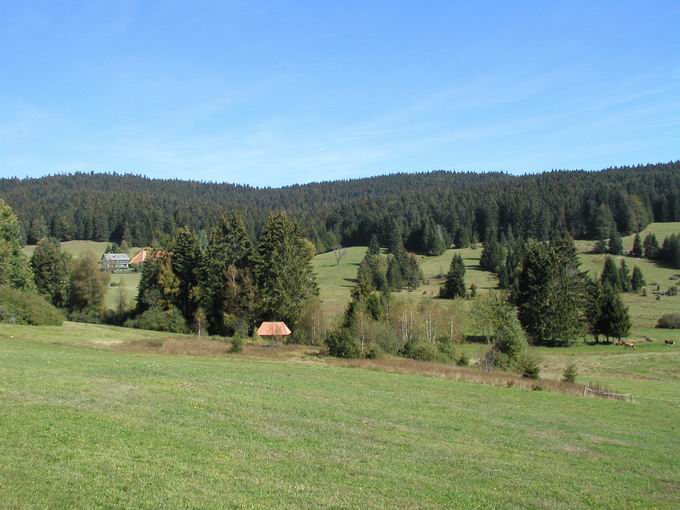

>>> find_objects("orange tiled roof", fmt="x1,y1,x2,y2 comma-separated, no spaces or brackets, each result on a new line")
256,322,292,337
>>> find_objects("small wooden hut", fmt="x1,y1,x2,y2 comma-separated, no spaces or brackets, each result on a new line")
257,322,292,342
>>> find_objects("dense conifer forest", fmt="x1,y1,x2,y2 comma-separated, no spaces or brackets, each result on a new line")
1,161,679,252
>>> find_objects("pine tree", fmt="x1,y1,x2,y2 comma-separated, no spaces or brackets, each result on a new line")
600,256,622,292
631,233,642,257
0,199,34,290
454,228,470,249
593,203,615,240
367,233,381,256
170,227,203,323
439,254,467,299
631,266,645,292
387,222,403,254
597,284,631,342
594,238,608,254
643,233,659,259
585,278,604,342
421,218,446,256
619,258,631,292
480,235,505,272
513,239,587,346
30,237,70,307
27,216,48,245
200,215,255,335
610,296,632,341
255,212,318,327
608,230,623,255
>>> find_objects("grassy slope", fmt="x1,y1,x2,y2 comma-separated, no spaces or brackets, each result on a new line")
1,322,679,509
577,223,680,337
22,223,680,332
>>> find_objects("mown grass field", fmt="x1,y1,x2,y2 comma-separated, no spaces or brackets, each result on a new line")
1,322,679,509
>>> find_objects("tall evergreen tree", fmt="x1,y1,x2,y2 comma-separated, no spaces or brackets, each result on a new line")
199,215,255,335
480,235,505,272
367,233,381,256
30,237,70,307
631,233,643,257
597,283,631,342
631,266,645,292
454,228,470,249
0,199,34,290
608,230,623,255
420,218,446,256
439,254,467,299
255,212,318,327
643,233,659,259
619,258,631,292
170,227,203,323
593,203,615,240
513,239,587,346
600,256,622,292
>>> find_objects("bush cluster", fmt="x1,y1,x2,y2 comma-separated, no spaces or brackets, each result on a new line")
124,305,189,333
0,287,64,326
656,313,680,329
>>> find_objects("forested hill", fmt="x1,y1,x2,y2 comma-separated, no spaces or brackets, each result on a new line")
2,161,680,253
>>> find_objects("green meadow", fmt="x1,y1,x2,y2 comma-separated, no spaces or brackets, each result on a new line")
5,222,680,508
1,322,679,509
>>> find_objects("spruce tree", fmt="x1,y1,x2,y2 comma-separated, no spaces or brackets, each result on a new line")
513,239,587,346
480,235,504,272
170,227,203,323
608,230,623,255
610,297,632,342
421,218,446,256
631,233,642,257
619,258,631,292
600,256,622,292
255,212,318,327
0,199,34,290
200,215,255,335
643,233,659,259
597,284,631,342
454,228,470,249
593,203,615,240
439,254,467,299
367,233,381,256
30,237,70,307
631,266,645,292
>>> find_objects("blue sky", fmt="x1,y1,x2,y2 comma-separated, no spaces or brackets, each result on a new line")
1,1,679,186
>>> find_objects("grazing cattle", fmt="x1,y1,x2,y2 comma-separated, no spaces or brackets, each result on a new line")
665,340,675,346
622,341,636,349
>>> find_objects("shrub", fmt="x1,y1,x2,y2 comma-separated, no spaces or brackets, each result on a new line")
368,320,400,356
325,327,362,358
125,305,189,333
230,335,243,353
668,285,678,296
657,313,680,329
456,351,470,366
493,321,528,363
0,287,64,326
519,355,541,379
562,362,578,383
405,341,440,362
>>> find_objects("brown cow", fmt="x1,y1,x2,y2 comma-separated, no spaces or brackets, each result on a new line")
622,341,636,349
665,340,675,346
